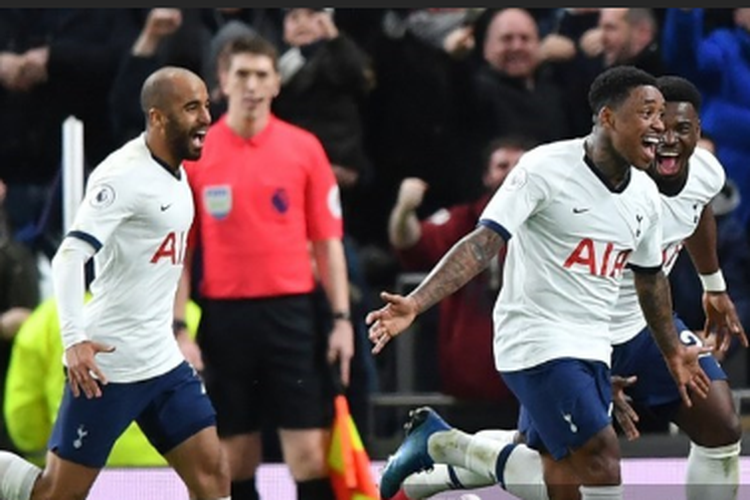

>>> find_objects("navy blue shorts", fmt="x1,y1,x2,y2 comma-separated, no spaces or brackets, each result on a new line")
502,358,612,461
611,314,726,409
49,361,216,468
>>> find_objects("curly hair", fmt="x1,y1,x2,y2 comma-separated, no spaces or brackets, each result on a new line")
587,65,657,115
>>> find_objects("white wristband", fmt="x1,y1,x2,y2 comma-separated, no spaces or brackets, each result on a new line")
699,270,727,293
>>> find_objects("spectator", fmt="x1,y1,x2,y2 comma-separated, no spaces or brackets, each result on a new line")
0,9,133,252
272,8,375,216
387,136,536,430
661,8,750,235
109,8,284,145
176,35,353,500
356,8,482,249
546,8,664,137
109,8,186,146
588,8,664,75
471,8,572,149
537,9,603,136
0,178,40,453
4,294,202,467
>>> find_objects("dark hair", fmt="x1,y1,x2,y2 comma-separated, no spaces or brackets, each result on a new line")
588,65,657,114
656,75,702,112
224,34,279,72
481,135,538,167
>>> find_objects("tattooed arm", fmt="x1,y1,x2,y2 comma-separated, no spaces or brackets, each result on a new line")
411,225,504,313
367,225,505,353
634,270,681,356
634,269,712,406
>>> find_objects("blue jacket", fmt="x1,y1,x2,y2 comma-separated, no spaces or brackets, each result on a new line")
662,9,750,227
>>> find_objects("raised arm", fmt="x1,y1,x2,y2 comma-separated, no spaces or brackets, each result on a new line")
367,224,505,353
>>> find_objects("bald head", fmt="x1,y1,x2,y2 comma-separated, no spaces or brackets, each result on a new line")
140,66,211,167
140,66,204,117
483,8,540,78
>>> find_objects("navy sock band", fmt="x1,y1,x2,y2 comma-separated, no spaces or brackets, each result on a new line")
447,465,464,489
495,443,518,489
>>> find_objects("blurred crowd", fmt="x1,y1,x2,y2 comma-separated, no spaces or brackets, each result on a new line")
1,7,750,457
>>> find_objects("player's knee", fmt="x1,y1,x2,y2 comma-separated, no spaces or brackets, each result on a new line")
33,479,90,500
573,432,621,484
721,412,742,445
579,451,620,484
689,407,742,447
190,452,231,497
707,412,742,447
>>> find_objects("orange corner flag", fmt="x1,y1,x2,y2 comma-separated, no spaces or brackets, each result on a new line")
328,394,380,500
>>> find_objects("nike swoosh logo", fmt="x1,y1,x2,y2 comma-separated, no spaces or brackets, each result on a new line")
160,204,172,211
572,207,589,214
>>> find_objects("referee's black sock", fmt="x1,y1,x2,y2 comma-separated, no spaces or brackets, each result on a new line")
231,477,259,500
296,477,335,500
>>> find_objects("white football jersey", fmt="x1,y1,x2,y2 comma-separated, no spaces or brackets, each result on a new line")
64,133,193,382
479,137,663,371
610,147,726,344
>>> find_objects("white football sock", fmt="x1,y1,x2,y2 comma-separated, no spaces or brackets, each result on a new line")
428,429,504,481
500,444,549,500
475,429,519,443
579,484,622,499
402,428,517,499
0,451,41,500
685,441,740,500
402,463,493,499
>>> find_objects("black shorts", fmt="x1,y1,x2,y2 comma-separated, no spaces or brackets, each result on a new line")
197,293,334,436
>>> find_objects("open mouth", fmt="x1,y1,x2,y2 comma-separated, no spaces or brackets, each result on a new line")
641,136,659,162
191,130,207,149
655,151,681,177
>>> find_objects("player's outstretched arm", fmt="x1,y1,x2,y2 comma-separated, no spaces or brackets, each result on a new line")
367,225,505,354
634,270,713,407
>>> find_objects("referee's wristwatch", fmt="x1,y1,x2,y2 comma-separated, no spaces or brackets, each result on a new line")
332,311,351,322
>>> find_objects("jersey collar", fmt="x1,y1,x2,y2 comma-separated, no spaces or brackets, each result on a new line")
582,152,631,194
150,152,182,181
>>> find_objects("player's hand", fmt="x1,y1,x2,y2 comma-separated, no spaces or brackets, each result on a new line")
64,341,115,399
328,319,354,386
176,330,204,372
366,291,418,354
396,178,429,211
665,344,713,408
611,375,640,441
702,291,748,355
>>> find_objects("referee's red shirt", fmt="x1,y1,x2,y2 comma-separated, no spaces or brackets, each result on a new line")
184,115,343,299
